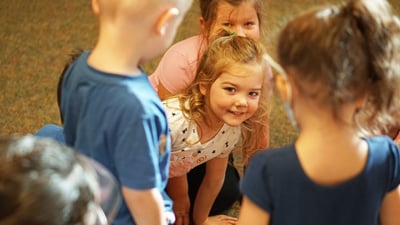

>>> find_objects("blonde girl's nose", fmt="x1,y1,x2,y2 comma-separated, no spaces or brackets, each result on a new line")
235,95,248,107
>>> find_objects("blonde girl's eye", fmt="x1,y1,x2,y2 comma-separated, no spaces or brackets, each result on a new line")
249,91,260,97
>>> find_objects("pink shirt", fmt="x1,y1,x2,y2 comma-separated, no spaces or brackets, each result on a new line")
149,35,273,94
149,35,206,94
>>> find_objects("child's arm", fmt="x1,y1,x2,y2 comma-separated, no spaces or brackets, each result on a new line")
192,156,229,225
122,186,167,225
166,175,191,225
237,196,270,225
379,186,400,225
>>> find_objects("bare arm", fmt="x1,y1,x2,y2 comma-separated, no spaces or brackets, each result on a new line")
122,186,167,225
237,196,270,225
380,186,400,225
166,175,191,225
192,157,228,225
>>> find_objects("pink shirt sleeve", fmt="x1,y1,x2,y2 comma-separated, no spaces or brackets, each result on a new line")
149,35,203,95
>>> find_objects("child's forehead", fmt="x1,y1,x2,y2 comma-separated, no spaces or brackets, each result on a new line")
217,63,264,82
216,1,258,19
215,72,264,91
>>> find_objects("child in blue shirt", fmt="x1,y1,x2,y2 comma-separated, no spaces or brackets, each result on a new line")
60,0,192,225
238,0,400,224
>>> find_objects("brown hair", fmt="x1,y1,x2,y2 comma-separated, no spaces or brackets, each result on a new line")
0,136,96,225
277,0,400,134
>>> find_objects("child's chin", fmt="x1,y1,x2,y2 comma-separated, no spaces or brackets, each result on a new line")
224,120,245,127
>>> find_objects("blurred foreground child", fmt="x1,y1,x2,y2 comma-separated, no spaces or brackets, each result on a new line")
238,0,400,224
0,135,120,225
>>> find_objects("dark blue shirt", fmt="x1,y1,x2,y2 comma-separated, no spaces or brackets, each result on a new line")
61,51,172,225
241,136,400,225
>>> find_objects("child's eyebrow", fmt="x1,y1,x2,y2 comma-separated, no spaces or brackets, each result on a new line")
221,81,262,90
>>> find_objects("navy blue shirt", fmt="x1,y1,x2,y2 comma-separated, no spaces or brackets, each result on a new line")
241,136,400,225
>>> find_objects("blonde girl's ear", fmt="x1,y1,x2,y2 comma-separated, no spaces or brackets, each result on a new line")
199,83,207,96
155,7,180,36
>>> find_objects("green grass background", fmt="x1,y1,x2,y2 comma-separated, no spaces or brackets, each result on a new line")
1,0,399,146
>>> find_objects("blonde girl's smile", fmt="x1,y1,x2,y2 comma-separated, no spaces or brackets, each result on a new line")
205,63,264,127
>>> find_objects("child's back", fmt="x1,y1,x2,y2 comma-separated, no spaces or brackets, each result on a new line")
62,50,169,225
242,136,399,225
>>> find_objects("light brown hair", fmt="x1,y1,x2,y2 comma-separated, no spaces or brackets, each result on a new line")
177,33,270,163
277,0,400,134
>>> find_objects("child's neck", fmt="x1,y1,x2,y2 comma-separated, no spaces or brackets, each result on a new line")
88,45,142,76
88,24,146,76
294,105,368,185
197,116,224,144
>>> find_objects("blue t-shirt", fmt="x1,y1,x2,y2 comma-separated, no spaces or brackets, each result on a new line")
60,51,172,225
241,136,400,225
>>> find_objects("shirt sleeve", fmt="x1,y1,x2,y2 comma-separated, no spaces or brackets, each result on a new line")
240,151,273,213
112,107,164,190
150,47,194,95
388,141,400,191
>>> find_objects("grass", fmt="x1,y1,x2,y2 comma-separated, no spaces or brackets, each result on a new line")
1,0,399,145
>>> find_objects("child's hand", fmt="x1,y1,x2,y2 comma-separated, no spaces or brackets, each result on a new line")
201,215,238,225
173,196,191,225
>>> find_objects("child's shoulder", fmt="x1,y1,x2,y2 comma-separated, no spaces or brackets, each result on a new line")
249,144,297,167
167,35,204,53
366,135,398,149
245,144,300,180
364,136,400,178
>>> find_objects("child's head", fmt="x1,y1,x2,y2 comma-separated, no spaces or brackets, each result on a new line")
276,0,400,134
0,136,119,225
199,0,264,41
178,33,269,149
91,0,193,63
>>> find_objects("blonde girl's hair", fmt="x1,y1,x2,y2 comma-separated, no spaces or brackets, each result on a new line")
177,31,270,164
277,0,400,135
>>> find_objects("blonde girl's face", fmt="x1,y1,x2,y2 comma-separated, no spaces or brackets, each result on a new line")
209,1,260,40
204,63,263,127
